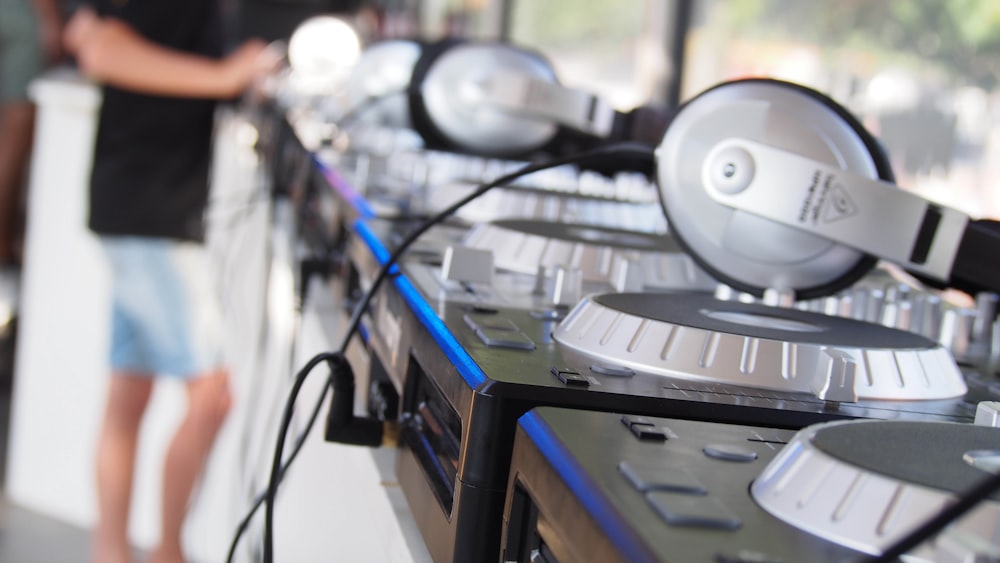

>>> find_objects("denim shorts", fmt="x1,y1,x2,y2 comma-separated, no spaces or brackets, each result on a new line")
101,236,223,378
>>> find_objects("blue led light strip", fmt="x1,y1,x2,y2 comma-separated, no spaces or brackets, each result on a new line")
313,155,376,219
353,220,488,388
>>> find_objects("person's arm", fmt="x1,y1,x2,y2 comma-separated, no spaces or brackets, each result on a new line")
31,0,63,63
63,6,269,99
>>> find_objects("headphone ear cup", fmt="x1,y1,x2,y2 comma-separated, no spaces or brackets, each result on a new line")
406,38,468,152
345,39,424,128
408,40,563,157
657,78,894,299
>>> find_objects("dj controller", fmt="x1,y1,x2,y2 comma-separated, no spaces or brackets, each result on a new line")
339,209,999,562
264,41,1000,563
502,407,1000,563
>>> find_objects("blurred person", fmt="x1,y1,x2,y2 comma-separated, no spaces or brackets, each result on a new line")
0,0,62,281
62,2,274,562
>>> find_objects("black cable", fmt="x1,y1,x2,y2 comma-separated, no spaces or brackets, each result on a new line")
225,370,332,562
223,190,323,563
333,142,658,356
247,141,656,563
260,350,339,563
863,468,1000,562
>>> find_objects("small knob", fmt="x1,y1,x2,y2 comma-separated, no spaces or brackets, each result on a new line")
913,293,943,341
822,296,840,317
865,288,886,324
883,282,911,303
973,292,999,344
763,287,795,308
991,318,1000,370
974,402,1000,428
549,265,582,306
849,287,870,321
835,293,855,318
611,255,644,293
715,284,736,301
881,301,913,332
532,265,547,296
940,308,974,359
811,348,858,403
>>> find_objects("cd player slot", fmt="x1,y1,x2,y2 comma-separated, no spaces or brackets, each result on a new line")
402,356,462,514
503,482,562,563
343,256,363,315
366,351,399,422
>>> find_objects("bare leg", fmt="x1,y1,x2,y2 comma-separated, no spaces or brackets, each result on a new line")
91,373,154,563
0,102,36,265
150,369,232,563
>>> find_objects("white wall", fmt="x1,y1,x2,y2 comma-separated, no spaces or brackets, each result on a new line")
7,68,108,532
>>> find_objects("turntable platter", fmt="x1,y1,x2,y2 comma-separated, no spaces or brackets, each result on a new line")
752,419,1000,558
553,292,967,401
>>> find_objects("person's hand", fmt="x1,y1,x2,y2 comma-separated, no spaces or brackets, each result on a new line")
62,6,99,57
223,39,283,95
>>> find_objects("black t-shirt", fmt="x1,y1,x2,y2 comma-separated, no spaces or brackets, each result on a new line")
88,0,224,242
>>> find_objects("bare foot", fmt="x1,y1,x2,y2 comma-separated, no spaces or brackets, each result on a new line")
147,545,186,563
89,542,133,563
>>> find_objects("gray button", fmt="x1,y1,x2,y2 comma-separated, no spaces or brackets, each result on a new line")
590,364,635,377
461,304,498,314
464,314,518,332
630,425,668,441
646,491,742,530
550,367,588,387
703,443,758,462
620,415,655,428
714,550,785,563
475,327,535,350
618,462,706,494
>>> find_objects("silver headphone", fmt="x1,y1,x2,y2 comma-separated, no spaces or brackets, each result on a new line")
656,78,999,298
347,39,661,158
